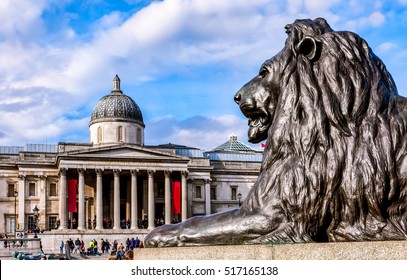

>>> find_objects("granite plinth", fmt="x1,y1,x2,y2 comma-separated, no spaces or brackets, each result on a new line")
134,240,407,260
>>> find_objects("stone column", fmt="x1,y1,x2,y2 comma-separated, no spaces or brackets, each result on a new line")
142,180,148,220
59,168,67,229
181,171,188,221
110,180,114,221
126,181,131,222
113,169,121,230
205,179,211,215
95,169,103,230
18,174,26,230
77,168,85,230
164,170,172,224
39,175,47,230
187,179,194,217
147,169,155,229
130,170,138,230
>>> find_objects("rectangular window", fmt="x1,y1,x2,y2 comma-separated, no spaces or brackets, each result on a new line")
210,186,217,200
231,186,237,200
157,182,164,197
49,183,57,197
6,217,16,234
195,186,202,199
48,216,57,230
137,128,141,144
7,184,15,197
27,216,36,231
97,127,102,143
29,182,36,196
118,126,123,142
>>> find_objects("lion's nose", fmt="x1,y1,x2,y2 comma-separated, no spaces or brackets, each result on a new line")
234,92,241,104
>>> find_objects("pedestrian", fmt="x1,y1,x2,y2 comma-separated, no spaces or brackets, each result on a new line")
125,238,130,251
73,238,82,254
59,240,64,254
100,239,105,253
65,241,71,260
117,243,125,260
104,239,110,253
89,239,95,255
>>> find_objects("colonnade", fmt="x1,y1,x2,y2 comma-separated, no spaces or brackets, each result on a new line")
58,168,188,231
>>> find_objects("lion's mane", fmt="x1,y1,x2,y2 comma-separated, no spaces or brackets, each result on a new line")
245,18,407,242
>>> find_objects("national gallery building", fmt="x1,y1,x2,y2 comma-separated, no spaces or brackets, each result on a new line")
0,76,262,240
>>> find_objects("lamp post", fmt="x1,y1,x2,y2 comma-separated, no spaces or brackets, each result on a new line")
32,205,39,238
237,192,242,207
14,190,18,237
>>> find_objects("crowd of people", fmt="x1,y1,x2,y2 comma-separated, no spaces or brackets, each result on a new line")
61,236,144,260
62,216,177,230
2,232,27,249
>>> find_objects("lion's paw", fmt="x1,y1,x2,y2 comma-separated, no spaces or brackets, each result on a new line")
144,224,182,247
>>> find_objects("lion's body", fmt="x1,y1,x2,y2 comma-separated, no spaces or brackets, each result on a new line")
145,18,407,247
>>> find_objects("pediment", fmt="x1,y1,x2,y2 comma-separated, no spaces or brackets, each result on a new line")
59,144,187,161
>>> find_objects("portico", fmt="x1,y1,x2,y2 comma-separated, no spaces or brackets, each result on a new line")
57,144,190,231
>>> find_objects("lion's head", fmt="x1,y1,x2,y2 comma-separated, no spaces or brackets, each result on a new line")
234,18,336,144
235,18,407,241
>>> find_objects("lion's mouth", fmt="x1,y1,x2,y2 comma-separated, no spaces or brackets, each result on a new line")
244,111,270,143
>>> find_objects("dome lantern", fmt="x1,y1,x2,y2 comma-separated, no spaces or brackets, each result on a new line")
113,74,121,92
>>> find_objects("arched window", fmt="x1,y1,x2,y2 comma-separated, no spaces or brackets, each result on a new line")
117,126,123,142
97,127,102,143
137,128,141,144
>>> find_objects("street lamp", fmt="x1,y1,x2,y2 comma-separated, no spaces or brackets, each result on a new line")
13,190,18,237
32,205,39,238
237,192,242,207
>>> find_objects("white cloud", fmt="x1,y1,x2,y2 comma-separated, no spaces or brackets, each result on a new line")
287,0,303,15
343,11,386,30
304,0,341,15
146,114,253,150
368,12,385,27
92,11,125,32
0,0,47,40
376,42,397,55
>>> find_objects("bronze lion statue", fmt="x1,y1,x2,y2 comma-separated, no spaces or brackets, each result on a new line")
145,18,407,247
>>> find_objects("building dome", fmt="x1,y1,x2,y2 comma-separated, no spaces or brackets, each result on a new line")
89,75,145,146
89,75,144,127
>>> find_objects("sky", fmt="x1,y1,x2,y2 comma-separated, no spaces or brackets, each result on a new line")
1,0,407,151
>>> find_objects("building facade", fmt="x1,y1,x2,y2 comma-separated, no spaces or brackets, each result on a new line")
0,76,262,237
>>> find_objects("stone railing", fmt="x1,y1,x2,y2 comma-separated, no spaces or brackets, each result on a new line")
0,238,42,259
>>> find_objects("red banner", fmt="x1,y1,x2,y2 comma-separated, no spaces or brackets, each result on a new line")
68,179,77,213
172,181,181,214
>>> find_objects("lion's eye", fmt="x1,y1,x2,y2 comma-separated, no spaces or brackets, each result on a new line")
259,67,269,78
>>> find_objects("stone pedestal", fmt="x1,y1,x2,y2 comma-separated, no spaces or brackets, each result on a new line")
134,240,407,260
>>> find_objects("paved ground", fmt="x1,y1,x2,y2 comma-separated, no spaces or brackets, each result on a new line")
2,251,119,260
54,251,119,260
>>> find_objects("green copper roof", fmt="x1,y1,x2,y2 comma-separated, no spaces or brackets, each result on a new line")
212,135,256,152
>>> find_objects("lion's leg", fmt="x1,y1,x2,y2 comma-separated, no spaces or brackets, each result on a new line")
246,223,314,244
144,208,274,247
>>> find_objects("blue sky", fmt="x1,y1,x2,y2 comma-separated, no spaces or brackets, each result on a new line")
1,0,407,151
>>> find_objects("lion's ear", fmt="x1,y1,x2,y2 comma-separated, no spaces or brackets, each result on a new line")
296,37,319,60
